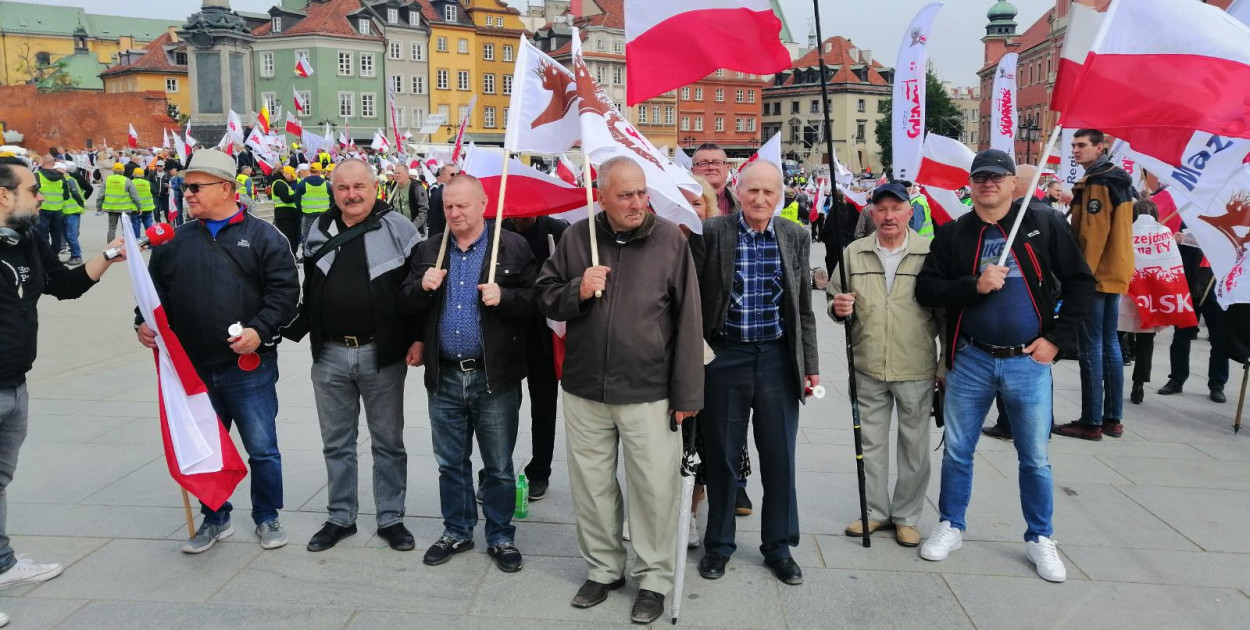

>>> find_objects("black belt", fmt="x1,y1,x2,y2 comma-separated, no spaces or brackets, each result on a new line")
962,335,1028,358
442,358,481,372
327,334,374,348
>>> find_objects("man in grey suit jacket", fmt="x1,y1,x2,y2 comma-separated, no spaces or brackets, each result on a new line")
689,159,819,586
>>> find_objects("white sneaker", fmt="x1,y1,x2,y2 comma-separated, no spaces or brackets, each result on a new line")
687,517,701,549
1026,536,1067,583
919,521,963,561
0,556,64,589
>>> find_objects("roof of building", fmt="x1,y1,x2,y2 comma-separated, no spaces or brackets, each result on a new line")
777,36,889,88
99,32,186,78
252,0,383,40
767,0,795,45
42,49,108,90
0,2,179,40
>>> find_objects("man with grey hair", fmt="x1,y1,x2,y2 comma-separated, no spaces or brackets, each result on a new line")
690,158,819,586
537,156,704,624
283,159,421,554
389,163,429,233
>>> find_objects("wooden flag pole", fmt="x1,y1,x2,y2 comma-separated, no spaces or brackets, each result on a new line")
582,151,601,298
487,153,512,284
434,223,451,271
180,488,196,537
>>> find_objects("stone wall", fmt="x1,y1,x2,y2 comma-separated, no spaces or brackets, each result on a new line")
0,85,176,155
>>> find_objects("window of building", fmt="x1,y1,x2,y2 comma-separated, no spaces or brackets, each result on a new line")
735,89,744,103
748,118,756,132
395,107,404,127
810,99,820,114
715,117,724,132
596,64,606,84
262,92,278,115
411,43,423,61
614,40,624,54
338,92,354,117
748,90,756,103
338,51,353,76
457,70,469,90
503,45,513,62
296,90,311,116
272,17,282,33
438,104,449,121
260,51,274,77
483,73,495,93
409,10,420,27
681,87,690,100
389,41,401,60
412,75,425,94
715,69,725,78
613,66,623,84
790,122,800,143
694,87,703,101
651,105,660,123
857,98,866,113
856,121,866,142
175,51,187,65
681,117,690,131
457,39,468,54
361,53,375,77
715,88,724,102
458,104,470,122
436,69,448,90
484,106,496,128
436,37,448,52
502,75,512,94
166,78,178,93
483,43,494,60
444,4,457,21
358,18,371,36
790,100,799,114
638,106,648,124
413,108,426,128
503,107,509,123
387,8,398,23
390,74,403,93
694,118,703,131
361,93,376,118
665,106,674,125
596,37,606,52
735,118,744,132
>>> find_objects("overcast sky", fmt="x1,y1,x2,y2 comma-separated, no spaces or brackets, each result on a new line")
42,0,1052,86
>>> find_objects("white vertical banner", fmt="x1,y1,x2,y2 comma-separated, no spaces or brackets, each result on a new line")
891,1,943,182
990,52,1018,159
1056,128,1085,193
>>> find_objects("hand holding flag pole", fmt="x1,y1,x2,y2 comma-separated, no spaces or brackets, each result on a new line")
996,125,1063,267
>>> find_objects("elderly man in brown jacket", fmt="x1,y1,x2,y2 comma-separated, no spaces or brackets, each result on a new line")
536,156,704,625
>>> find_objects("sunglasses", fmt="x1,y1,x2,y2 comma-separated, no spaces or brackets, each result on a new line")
970,173,1009,184
184,182,227,194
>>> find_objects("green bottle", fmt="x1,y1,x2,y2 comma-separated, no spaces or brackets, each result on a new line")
514,473,529,519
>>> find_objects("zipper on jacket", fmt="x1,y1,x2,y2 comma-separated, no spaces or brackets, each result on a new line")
1008,242,1044,335
601,239,623,403
1024,242,1044,291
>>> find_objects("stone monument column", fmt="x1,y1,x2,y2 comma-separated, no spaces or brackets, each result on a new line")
179,0,255,144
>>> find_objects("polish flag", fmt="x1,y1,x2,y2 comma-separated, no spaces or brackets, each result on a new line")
128,124,138,149
463,148,591,219
293,89,309,116
295,54,314,77
837,183,868,212
184,123,197,148
545,233,566,379
921,185,970,226
285,111,303,137
171,130,189,165
623,0,791,106
555,155,580,186
1050,1,1103,113
123,224,247,511
1059,0,1250,164
916,133,975,191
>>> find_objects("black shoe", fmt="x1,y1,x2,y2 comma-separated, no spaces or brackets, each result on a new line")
476,469,485,504
570,577,626,608
630,590,665,624
377,522,415,551
306,522,357,552
1158,381,1183,395
422,535,475,566
734,487,753,516
981,424,1013,441
1131,382,1145,405
487,542,524,573
765,557,804,585
1211,389,1227,403
529,478,549,502
698,552,728,579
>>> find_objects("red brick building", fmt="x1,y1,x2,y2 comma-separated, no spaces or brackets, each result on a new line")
0,84,174,154
675,71,767,158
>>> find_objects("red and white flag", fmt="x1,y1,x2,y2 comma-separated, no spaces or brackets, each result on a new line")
124,224,247,510
837,183,868,212
292,88,309,116
545,233,566,379
294,53,314,77
371,129,390,153
623,0,790,106
916,133,975,191
162,128,171,149
284,111,303,137
989,52,1018,159
891,1,942,181
451,96,476,164
463,148,591,219
555,155,581,186
127,124,139,149
921,185,970,226
171,129,189,165
1050,1,1103,113
1125,214,1198,328
184,123,197,148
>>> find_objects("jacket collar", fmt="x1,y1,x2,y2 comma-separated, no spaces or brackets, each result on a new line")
595,208,656,244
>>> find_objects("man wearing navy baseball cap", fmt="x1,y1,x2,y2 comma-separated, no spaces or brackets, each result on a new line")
914,149,1094,583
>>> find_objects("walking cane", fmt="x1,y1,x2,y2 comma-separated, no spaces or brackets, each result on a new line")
1235,363,1248,435
811,0,869,547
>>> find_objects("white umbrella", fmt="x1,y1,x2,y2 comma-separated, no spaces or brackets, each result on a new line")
670,414,700,625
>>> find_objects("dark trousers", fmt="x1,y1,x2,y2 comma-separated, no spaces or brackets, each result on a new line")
522,319,559,483
1130,333,1156,384
702,339,799,561
37,210,64,253
273,207,302,257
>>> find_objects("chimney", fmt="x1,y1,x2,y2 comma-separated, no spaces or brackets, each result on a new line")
167,26,180,42
862,49,872,65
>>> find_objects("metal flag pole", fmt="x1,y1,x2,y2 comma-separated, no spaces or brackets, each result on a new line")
811,0,870,547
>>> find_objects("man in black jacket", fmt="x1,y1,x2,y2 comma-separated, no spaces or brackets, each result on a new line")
0,156,127,617
400,174,536,574
425,163,459,237
135,149,299,555
915,150,1094,583
284,159,421,554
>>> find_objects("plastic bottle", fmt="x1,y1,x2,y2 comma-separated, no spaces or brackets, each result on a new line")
514,473,529,519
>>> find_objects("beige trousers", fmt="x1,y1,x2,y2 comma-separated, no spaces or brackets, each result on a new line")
856,373,933,527
563,392,681,594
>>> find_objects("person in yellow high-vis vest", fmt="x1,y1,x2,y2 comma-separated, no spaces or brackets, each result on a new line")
129,168,157,237
906,182,934,239
295,162,330,246
55,162,87,264
271,166,300,257
96,163,142,242
35,155,68,254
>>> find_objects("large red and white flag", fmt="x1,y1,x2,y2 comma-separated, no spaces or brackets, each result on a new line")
463,148,591,219
837,183,868,212
245,128,279,175
921,185,970,225
284,111,303,137
124,225,247,510
184,123,197,148
623,0,790,106
989,53,1018,159
294,53,314,77
554,155,584,186
891,1,942,182
451,95,477,164
1051,1,1103,113
916,133,975,191
1233,0,1250,25
127,124,139,149
1125,214,1198,328
1059,0,1250,164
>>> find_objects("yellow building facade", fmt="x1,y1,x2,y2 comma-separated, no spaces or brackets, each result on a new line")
465,0,524,143
425,1,479,143
100,32,190,115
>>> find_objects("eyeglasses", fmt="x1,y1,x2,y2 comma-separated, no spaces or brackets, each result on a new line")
693,160,727,169
970,173,1008,184
184,182,227,195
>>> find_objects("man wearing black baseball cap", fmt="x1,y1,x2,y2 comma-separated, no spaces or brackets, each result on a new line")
914,149,1094,583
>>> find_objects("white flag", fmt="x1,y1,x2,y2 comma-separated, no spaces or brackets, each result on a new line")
891,2,942,181
990,53,1018,159
504,36,581,154
226,110,246,144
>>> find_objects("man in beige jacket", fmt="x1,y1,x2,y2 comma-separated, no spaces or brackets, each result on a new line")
829,182,943,547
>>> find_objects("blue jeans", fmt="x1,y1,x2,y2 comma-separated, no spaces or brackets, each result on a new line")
37,210,64,253
940,344,1054,541
1079,292,1124,425
428,366,520,546
62,213,82,258
129,211,154,237
196,354,283,526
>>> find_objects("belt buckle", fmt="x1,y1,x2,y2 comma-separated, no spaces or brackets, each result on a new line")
343,335,359,348
459,359,476,371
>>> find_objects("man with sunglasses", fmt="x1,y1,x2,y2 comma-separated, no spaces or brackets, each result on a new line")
916,149,1094,583
135,149,300,556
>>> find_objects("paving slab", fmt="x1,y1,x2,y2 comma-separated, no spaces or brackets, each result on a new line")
816,535,1090,581
775,567,973,630
346,610,633,630
1098,455,1250,490
6,442,159,504
1062,545,1250,591
56,601,354,630
1115,485,1250,553
0,596,86,629
5,503,191,540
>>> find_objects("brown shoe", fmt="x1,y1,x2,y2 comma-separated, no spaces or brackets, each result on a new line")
895,525,921,547
630,589,665,624
1052,420,1103,441
844,519,893,537
1103,421,1124,438
570,577,626,608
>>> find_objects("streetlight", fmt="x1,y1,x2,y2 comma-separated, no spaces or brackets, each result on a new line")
682,135,696,148
1018,116,1041,164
